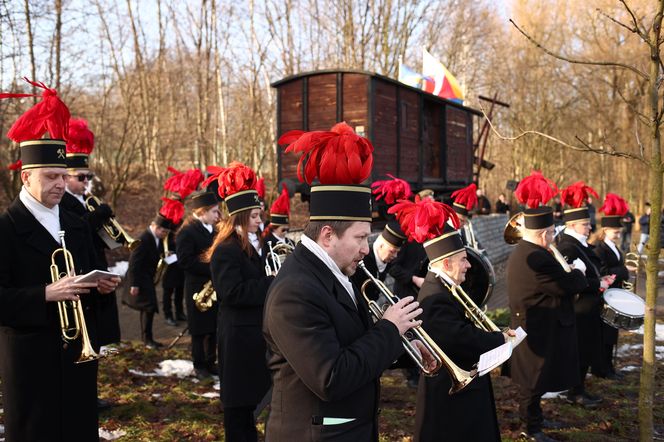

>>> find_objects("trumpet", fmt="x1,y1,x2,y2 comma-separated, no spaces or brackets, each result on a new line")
50,231,100,363
357,261,476,394
154,234,170,285
85,195,140,251
503,211,571,272
430,267,501,333
265,241,294,276
194,280,217,312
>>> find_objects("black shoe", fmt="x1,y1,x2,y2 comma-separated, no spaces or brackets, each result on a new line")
565,392,602,408
541,419,566,430
176,312,187,321
195,368,213,380
97,398,113,411
519,431,557,441
165,317,177,326
144,339,164,349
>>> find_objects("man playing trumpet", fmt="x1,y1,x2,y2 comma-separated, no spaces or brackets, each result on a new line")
388,197,514,442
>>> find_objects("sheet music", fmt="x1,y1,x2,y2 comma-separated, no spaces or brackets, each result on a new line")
164,254,178,265
477,327,527,376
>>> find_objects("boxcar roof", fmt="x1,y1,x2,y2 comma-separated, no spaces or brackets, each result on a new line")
270,69,482,117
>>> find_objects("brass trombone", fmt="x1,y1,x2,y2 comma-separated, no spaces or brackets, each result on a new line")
50,231,100,363
193,280,217,312
357,261,476,394
85,195,140,251
504,212,571,272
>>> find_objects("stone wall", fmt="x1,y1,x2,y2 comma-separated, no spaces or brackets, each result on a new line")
471,213,513,264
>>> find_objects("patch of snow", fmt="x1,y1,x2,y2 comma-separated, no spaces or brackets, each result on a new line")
194,392,218,399
128,368,158,377
99,428,126,440
616,343,642,357
107,261,128,277
151,393,161,398
621,365,640,372
155,359,194,378
657,346,664,359
213,381,220,391
630,323,664,341
0,424,4,434
541,391,566,399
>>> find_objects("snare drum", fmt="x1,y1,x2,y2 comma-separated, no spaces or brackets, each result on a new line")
601,288,646,330
460,247,495,307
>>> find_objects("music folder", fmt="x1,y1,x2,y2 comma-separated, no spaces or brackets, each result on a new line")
477,326,527,376
75,270,121,283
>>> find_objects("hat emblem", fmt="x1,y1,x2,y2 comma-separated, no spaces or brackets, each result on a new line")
57,148,65,159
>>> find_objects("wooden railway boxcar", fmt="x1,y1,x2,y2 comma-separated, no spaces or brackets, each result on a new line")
272,69,482,194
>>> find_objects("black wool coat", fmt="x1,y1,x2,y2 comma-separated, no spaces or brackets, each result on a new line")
60,191,121,345
210,233,273,408
414,272,505,442
176,219,217,335
162,232,185,289
557,233,603,368
263,243,403,442
506,240,588,393
388,240,428,300
0,198,100,441
593,240,630,347
122,228,162,312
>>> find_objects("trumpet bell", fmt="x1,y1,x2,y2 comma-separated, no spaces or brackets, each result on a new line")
504,212,524,245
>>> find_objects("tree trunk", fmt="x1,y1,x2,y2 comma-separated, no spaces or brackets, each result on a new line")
23,0,36,102
54,0,62,90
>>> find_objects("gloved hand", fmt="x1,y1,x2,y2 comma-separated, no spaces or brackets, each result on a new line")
571,258,586,275
87,203,114,229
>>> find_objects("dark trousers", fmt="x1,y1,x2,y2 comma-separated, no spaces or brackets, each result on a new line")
163,285,184,319
570,363,590,395
192,333,216,371
140,311,155,342
224,406,257,442
518,387,543,434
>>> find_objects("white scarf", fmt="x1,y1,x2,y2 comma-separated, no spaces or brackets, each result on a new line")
193,214,213,233
604,237,621,260
372,240,387,274
300,234,357,307
248,232,262,256
19,186,61,244
65,187,86,206
564,227,589,247
429,266,457,288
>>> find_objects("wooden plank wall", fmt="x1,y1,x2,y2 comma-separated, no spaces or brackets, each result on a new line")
307,74,338,130
341,74,368,131
398,89,419,182
371,79,398,179
422,100,441,180
445,106,473,183
278,79,304,179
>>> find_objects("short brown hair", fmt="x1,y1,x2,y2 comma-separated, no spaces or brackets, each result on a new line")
303,220,355,241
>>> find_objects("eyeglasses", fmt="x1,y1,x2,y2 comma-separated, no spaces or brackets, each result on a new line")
69,173,94,182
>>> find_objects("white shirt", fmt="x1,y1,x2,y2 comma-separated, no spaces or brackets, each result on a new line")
604,237,621,260
19,186,61,244
372,240,388,275
564,227,589,247
65,187,86,207
149,225,160,248
248,232,262,256
193,215,213,233
429,266,457,288
300,234,357,307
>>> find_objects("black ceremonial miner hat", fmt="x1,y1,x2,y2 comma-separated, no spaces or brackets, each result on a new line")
191,192,219,209
523,206,554,229
20,139,67,169
381,220,406,248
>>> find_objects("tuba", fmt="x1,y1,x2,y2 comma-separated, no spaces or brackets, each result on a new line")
193,280,217,312
264,241,294,276
504,212,571,272
85,195,140,251
154,234,169,285
50,231,100,363
357,261,476,394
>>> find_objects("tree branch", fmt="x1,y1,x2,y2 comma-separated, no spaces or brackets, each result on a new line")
597,7,644,40
510,19,649,80
618,0,647,38
479,104,645,164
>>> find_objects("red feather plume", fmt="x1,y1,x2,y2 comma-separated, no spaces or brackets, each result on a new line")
599,193,628,216
514,170,559,209
0,78,70,142
278,122,373,185
371,174,412,205
163,167,204,199
215,161,257,199
450,183,478,211
7,159,22,170
256,177,266,200
270,184,290,216
66,118,94,154
201,165,224,189
388,198,460,243
560,181,598,209
159,197,185,225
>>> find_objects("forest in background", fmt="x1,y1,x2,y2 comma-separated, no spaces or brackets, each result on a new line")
0,0,656,218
